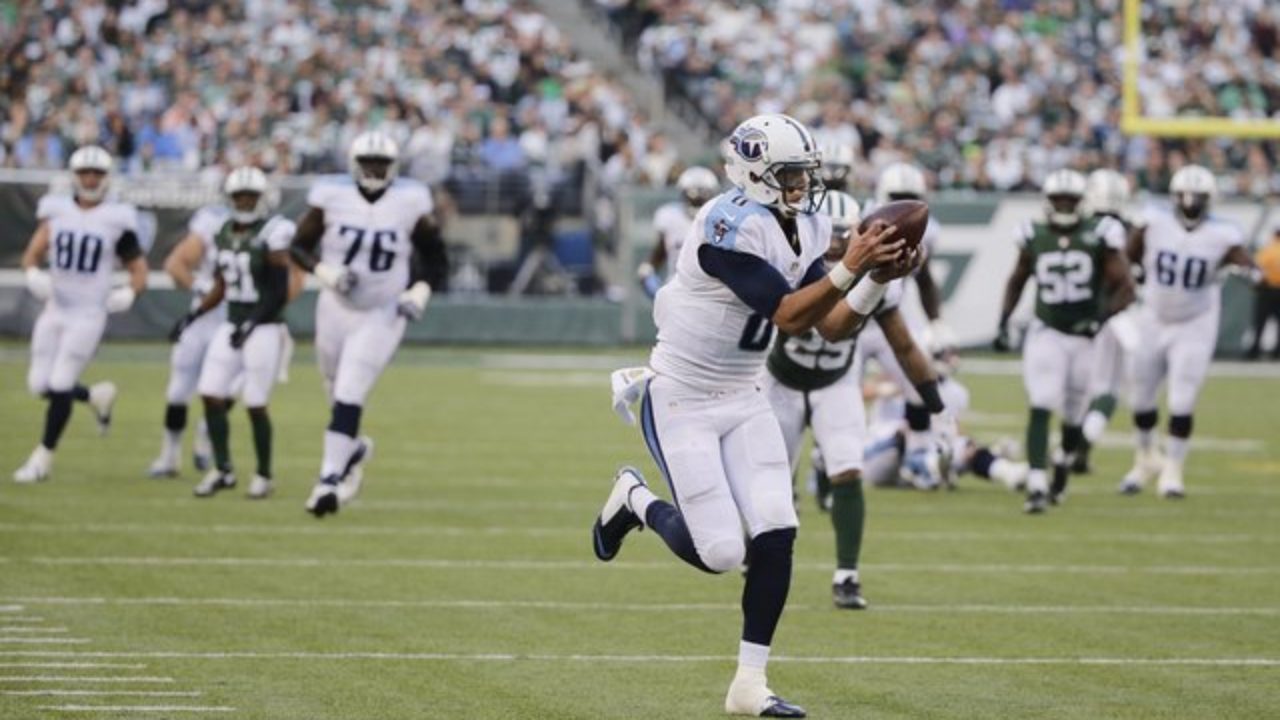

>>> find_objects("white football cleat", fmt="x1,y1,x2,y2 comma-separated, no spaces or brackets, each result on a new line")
246,474,274,500
305,481,340,518
147,456,179,478
13,445,53,484
725,675,806,717
88,382,117,436
192,420,212,472
1156,460,1185,500
336,436,374,506
193,469,235,497
991,459,1029,492
1119,448,1163,495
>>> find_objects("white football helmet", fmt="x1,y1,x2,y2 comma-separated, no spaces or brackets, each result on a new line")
223,166,270,224
1169,164,1216,228
1041,169,1087,227
819,142,857,189
1085,168,1131,218
68,145,113,203
675,166,719,209
723,113,825,216
822,190,861,260
348,131,400,193
875,162,927,204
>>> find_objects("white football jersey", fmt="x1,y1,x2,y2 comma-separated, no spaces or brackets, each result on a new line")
652,201,695,275
650,188,832,391
187,205,230,292
38,194,141,311
1140,206,1244,323
307,176,433,311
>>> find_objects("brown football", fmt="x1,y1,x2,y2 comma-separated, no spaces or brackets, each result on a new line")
857,199,929,249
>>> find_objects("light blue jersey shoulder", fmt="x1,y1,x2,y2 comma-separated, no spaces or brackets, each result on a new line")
702,189,773,251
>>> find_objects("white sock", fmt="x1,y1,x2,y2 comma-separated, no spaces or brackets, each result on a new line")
833,568,859,584
1082,410,1107,443
1026,468,1049,494
627,484,659,525
321,431,356,479
1166,436,1189,463
162,429,181,459
990,459,1022,489
736,641,770,674
32,444,53,464
1136,428,1155,453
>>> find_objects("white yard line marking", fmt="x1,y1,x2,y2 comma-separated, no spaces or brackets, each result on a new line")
0,676,173,683
0,522,1275,544
0,663,145,669
38,705,233,713
12,556,1277,575
0,627,68,634
1,596,1276,617
0,651,1277,668
8,690,201,697
0,605,22,613
0,617,45,623
0,638,90,645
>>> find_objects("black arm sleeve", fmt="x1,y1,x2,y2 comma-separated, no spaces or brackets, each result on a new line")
697,244,793,318
409,216,448,291
115,231,142,262
799,257,827,288
248,263,289,325
914,379,946,414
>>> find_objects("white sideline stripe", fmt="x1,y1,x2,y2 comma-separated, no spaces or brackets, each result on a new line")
0,617,45,623
0,663,146,669
9,690,202,697
14,557,1278,575
0,596,1276,617
0,637,90,644
0,606,22,613
38,705,234,713
2,651,1279,668
0,627,67,633
0,522,1275,545
0,676,174,683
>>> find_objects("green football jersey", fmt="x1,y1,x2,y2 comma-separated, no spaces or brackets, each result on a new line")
1019,215,1123,336
212,215,293,325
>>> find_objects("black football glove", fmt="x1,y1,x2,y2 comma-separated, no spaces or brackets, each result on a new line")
230,321,257,349
169,312,197,343
993,322,1013,353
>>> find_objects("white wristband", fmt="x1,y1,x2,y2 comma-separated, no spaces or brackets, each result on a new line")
846,276,888,315
827,262,857,292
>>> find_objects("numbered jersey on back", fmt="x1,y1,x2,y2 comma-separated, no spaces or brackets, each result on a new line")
1139,206,1243,323
1018,215,1124,335
307,176,433,310
650,189,831,391
652,201,694,275
38,194,140,310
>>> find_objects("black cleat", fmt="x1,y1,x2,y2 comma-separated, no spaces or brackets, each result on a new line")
759,696,807,718
1049,463,1069,505
592,467,645,561
832,578,868,610
1024,490,1049,514
1071,444,1092,474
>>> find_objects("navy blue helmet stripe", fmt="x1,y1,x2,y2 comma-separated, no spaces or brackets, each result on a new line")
780,116,811,153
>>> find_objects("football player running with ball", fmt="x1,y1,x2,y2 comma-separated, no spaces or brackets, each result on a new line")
173,167,295,500
995,169,1134,514
15,146,146,483
762,190,938,611
593,114,905,718
1120,165,1260,498
291,131,447,517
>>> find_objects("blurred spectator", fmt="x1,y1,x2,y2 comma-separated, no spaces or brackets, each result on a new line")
1248,226,1280,360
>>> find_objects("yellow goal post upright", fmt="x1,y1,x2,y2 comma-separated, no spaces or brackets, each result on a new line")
1121,0,1280,139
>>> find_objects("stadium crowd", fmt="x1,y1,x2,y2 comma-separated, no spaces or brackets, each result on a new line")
597,0,1280,198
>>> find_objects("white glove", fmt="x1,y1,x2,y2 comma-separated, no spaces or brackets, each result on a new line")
610,366,655,426
397,281,432,320
25,268,51,301
314,262,357,294
106,287,137,313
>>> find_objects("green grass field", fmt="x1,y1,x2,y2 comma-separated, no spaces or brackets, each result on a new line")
1,343,1277,719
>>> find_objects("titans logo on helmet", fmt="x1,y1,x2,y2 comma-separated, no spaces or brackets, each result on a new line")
733,128,768,162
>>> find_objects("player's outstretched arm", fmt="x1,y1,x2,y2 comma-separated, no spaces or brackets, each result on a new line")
995,248,1032,351
771,221,902,336
914,252,942,321
877,306,944,413
1102,248,1136,317
816,245,922,340
1221,245,1265,284
20,221,52,299
164,234,206,291
638,235,667,299
288,207,325,272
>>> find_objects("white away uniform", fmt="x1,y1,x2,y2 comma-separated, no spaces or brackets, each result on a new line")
652,201,695,276
166,206,230,404
307,176,432,404
29,195,140,395
1131,207,1244,415
644,188,830,569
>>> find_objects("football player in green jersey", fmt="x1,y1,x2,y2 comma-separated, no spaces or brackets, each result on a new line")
994,169,1135,513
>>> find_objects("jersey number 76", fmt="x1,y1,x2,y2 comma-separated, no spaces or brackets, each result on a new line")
339,226,397,272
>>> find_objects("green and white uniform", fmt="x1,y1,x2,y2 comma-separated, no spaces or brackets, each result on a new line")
1018,215,1125,419
762,281,903,476
196,215,295,406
